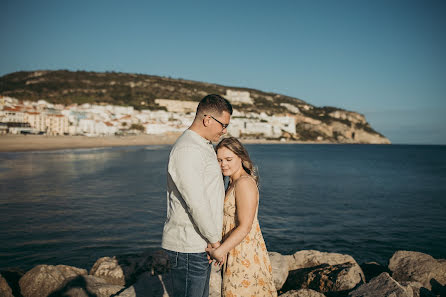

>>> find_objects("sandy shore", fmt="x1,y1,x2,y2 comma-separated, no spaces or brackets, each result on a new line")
0,134,183,152
0,134,318,152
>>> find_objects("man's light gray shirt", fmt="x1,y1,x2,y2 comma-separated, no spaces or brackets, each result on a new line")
162,129,225,253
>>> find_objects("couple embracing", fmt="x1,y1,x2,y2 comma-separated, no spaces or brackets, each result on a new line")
162,94,277,297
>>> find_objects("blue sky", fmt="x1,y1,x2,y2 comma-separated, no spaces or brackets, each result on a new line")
1,0,445,144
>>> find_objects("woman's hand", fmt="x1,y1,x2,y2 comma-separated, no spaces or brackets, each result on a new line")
205,246,226,266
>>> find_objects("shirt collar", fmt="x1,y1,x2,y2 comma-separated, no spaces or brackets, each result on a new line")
186,129,213,147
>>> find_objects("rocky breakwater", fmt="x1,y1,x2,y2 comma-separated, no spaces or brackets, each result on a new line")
1,250,445,297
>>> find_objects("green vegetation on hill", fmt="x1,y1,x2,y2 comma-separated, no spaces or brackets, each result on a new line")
0,70,306,113
0,70,387,142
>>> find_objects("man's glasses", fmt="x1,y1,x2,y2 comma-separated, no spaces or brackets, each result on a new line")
204,114,229,129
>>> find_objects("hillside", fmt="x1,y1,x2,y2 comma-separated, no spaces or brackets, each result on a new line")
0,70,390,143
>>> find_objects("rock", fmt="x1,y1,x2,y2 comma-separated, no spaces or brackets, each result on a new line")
360,261,391,282
287,250,359,270
281,262,363,293
47,275,123,297
0,269,23,297
279,289,326,297
286,250,365,283
329,110,366,124
94,250,170,286
145,249,170,275
19,264,87,297
114,272,171,297
209,264,222,297
389,251,446,290
353,129,391,144
269,251,290,290
294,115,390,144
400,281,426,297
90,256,126,286
114,286,137,297
348,272,413,297
0,274,14,297
398,281,445,297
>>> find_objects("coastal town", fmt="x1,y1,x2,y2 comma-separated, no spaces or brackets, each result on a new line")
0,90,297,140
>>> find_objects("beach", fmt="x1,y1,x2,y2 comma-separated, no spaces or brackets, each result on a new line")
0,134,182,152
0,134,312,152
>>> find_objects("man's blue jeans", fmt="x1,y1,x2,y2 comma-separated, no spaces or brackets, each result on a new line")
165,249,211,297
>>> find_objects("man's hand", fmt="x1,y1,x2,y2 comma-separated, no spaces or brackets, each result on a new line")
205,245,226,266
206,242,221,264
206,241,220,264
210,241,221,249
206,243,213,263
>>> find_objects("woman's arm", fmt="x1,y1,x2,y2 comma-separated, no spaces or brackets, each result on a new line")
206,177,258,263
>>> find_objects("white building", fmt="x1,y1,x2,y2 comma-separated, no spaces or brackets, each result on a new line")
144,123,182,134
0,107,26,123
270,115,296,135
108,105,134,115
25,112,47,132
78,119,117,136
225,90,253,105
227,115,296,138
37,100,54,109
138,110,171,123
0,96,19,106
46,114,69,135
155,99,198,113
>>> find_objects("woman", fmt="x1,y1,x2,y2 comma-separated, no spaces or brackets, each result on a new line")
206,137,277,297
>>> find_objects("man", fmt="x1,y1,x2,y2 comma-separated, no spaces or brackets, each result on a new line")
162,94,233,297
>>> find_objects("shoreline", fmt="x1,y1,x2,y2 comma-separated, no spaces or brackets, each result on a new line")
0,134,181,152
0,134,328,152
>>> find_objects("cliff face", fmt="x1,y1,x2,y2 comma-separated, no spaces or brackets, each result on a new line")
294,109,390,144
0,70,390,144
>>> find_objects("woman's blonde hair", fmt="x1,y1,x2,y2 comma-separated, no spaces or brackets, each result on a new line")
216,137,259,185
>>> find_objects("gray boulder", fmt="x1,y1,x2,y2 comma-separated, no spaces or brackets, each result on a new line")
269,251,290,290
360,261,390,282
0,268,24,297
90,256,126,286
94,250,170,286
389,251,446,290
0,274,14,297
113,272,171,297
286,250,365,282
19,264,87,297
279,289,326,297
348,272,413,297
47,275,123,297
399,281,428,297
281,262,363,293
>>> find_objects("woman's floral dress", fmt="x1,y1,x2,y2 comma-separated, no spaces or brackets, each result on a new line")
221,176,277,297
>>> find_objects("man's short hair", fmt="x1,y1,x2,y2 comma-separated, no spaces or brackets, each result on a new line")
196,94,233,117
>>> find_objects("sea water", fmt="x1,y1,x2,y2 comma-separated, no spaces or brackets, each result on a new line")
0,144,445,271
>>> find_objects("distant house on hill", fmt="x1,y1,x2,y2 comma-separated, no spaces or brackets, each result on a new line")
154,99,198,113
225,90,253,105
